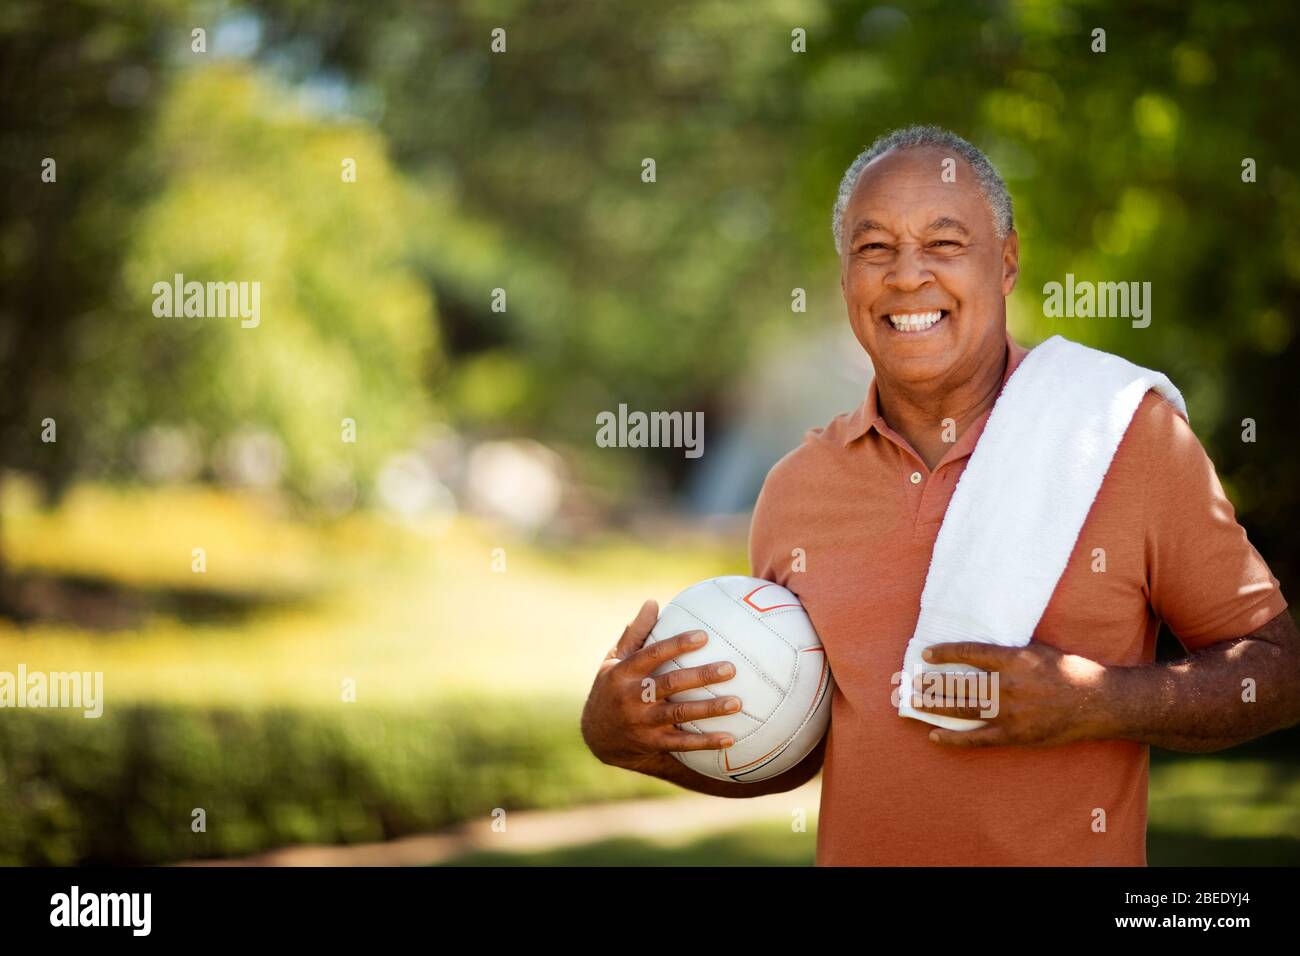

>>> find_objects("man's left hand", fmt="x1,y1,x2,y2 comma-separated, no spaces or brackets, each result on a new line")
918,641,1113,747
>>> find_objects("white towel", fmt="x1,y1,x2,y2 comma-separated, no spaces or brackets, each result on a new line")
897,334,1188,731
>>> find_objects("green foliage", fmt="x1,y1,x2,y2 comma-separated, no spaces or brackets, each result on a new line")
0,0,192,494
255,0,818,433
0,701,667,865
74,64,438,499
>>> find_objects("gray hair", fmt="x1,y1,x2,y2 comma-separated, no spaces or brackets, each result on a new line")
830,124,1013,254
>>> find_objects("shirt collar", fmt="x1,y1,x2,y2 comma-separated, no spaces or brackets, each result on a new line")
840,327,1030,447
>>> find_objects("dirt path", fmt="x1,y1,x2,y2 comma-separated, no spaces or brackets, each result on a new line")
182,780,821,866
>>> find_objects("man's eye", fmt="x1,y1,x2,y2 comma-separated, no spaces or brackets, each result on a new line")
930,240,961,248
859,242,889,251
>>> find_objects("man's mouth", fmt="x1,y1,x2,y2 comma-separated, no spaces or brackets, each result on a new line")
883,309,949,333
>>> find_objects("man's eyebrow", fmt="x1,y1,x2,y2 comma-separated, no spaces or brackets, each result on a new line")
850,218,889,241
927,216,970,236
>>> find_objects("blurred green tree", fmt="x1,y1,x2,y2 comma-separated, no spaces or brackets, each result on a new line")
78,63,437,502
0,0,189,600
252,0,815,488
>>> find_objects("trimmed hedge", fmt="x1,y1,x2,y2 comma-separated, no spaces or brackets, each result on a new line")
0,698,668,865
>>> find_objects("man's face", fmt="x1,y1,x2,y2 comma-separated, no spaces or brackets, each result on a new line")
839,146,1019,389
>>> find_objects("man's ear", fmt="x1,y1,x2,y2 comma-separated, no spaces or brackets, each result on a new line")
1001,229,1020,296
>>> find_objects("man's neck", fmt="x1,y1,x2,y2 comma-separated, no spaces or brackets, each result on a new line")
875,340,1009,472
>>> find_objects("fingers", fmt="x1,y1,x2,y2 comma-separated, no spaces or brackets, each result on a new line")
612,599,660,661
624,626,709,678
651,694,743,727
653,660,735,699
904,662,998,720
659,730,736,753
922,641,1015,670
603,612,743,757
587,605,745,767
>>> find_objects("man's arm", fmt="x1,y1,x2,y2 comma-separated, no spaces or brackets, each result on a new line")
918,609,1300,749
1092,395,1300,750
1097,609,1300,751
629,733,826,799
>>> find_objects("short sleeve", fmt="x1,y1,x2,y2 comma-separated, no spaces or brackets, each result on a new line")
747,445,813,588
748,468,784,585
1141,393,1288,650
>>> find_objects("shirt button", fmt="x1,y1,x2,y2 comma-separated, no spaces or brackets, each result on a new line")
909,471,922,484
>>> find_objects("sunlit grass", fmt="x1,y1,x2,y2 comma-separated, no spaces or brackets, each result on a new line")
0,477,746,705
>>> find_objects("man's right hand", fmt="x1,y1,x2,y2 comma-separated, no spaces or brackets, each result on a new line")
580,598,743,776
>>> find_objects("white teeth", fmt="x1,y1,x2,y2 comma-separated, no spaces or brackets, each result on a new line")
887,310,944,331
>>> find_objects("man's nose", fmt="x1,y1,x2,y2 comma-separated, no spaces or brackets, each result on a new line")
885,245,934,291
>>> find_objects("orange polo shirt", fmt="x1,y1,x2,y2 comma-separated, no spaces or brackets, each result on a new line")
748,328,1288,866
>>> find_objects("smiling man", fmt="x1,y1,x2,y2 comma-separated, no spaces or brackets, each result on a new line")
581,125,1300,866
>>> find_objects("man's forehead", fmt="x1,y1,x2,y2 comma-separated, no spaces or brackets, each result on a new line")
853,148,976,192
847,148,985,220
859,144,967,179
